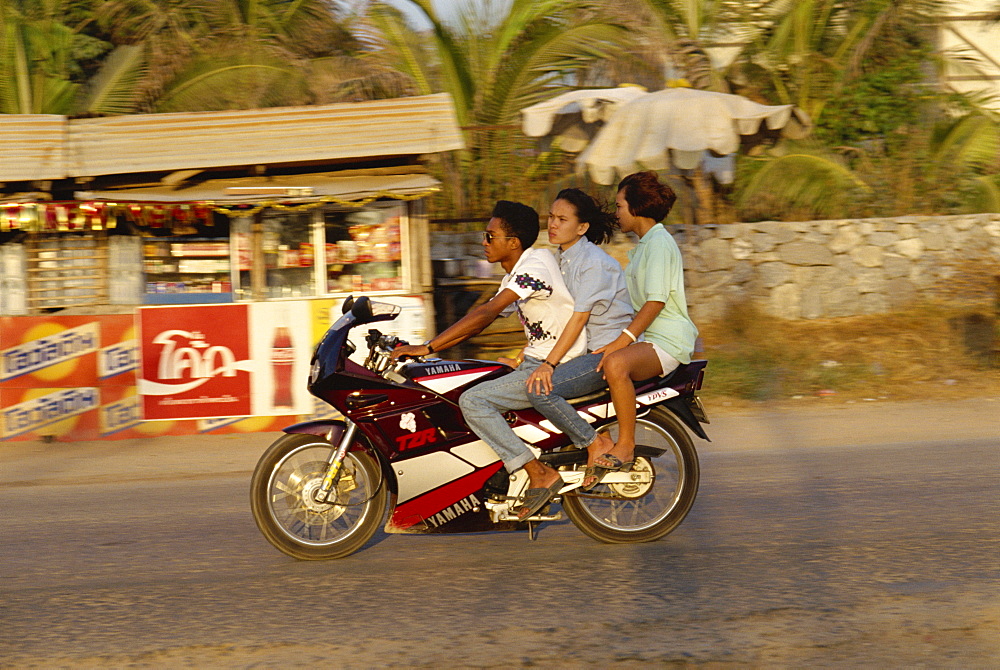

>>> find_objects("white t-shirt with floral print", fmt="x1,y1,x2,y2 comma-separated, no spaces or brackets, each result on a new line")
497,247,586,363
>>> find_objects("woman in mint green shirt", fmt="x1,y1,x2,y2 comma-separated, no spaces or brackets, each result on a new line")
584,171,699,488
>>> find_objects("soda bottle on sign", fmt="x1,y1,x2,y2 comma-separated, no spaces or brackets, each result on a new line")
271,326,294,410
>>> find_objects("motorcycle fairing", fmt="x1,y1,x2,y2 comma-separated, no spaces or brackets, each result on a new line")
380,420,507,533
387,454,504,533
404,359,506,395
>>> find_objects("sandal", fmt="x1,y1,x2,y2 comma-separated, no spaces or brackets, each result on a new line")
581,453,634,491
513,479,563,521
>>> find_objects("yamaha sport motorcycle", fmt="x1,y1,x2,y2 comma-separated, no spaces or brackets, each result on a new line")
250,296,710,560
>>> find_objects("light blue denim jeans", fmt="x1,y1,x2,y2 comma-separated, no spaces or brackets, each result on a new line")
527,352,606,449
458,357,542,472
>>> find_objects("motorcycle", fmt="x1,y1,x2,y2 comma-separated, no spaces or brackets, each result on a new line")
250,296,710,560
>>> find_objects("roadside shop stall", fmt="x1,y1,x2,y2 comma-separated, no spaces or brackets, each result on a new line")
0,95,464,442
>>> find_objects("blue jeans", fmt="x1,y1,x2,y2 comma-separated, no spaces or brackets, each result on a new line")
527,352,606,449
459,357,542,472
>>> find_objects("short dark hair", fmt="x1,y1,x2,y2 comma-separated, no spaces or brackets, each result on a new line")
555,188,617,245
617,171,677,222
492,200,539,249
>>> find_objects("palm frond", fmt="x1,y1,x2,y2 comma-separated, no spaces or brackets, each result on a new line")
307,54,417,103
391,0,475,124
155,55,306,111
481,21,628,125
932,114,1000,173
39,74,79,114
367,2,434,96
738,152,870,219
484,0,577,76
75,44,147,115
967,174,1000,213
0,21,32,113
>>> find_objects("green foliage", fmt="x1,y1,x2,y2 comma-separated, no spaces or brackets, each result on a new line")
737,150,870,220
741,0,946,124
377,0,629,215
0,1,87,113
967,174,1000,213
703,349,789,401
155,57,304,112
815,58,929,144
76,44,147,115
0,0,996,224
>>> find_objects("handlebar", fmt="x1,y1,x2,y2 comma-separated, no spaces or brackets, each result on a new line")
366,330,404,352
361,328,421,380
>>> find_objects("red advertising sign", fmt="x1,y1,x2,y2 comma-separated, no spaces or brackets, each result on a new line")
137,304,252,420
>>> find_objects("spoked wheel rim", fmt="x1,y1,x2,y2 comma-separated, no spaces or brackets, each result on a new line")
576,417,685,532
267,442,377,547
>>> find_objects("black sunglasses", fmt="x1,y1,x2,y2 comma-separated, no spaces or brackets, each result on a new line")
483,231,515,244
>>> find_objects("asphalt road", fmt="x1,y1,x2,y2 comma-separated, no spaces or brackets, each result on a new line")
1,399,998,668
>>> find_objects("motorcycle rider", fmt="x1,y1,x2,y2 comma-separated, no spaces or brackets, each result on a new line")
522,188,634,487
391,200,584,520
585,171,699,487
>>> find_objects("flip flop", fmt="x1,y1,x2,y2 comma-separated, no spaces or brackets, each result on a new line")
514,479,563,521
580,464,601,492
581,454,634,491
594,453,634,471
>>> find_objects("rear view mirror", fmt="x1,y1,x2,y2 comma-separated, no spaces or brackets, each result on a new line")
350,296,373,320
349,296,399,323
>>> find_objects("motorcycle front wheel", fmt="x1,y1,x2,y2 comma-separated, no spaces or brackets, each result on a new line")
250,433,387,560
563,408,699,544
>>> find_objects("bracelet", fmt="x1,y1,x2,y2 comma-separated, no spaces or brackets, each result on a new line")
623,328,638,342
543,359,558,368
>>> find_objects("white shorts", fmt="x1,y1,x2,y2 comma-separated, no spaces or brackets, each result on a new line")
647,341,680,377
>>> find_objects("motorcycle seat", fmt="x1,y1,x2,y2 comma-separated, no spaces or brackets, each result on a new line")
561,361,693,405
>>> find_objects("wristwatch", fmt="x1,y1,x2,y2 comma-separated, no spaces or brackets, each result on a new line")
422,339,436,354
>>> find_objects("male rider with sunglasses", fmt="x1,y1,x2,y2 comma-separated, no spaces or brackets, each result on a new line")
391,200,584,520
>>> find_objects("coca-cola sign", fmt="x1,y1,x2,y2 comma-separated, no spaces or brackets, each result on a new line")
138,305,252,420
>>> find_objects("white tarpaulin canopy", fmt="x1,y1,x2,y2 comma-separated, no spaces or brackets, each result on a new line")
573,87,811,185
520,86,648,152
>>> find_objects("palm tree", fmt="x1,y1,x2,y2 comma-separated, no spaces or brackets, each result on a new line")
372,0,626,126
725,0,1000,221
91,0,203,111
369,0,628,214
0,0,151,115
93,0,389,112
741,0,947,125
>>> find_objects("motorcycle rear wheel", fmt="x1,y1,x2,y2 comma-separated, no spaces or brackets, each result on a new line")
563,409,699,544
250,433,386,560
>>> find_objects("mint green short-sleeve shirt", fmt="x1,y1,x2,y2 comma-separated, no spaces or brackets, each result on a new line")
626,223,698,364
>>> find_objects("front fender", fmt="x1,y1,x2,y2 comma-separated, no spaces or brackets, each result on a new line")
282,419,346,441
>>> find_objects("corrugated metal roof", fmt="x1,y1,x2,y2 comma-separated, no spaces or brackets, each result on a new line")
68,93,464,177
0,94,464,181
76,169,439,204
0,115,66,182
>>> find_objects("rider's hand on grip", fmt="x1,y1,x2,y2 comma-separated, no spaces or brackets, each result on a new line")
390,343,426,361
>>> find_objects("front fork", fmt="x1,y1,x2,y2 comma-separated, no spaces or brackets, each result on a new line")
317,419,358,502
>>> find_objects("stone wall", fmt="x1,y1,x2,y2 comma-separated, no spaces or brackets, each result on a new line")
432,213,1000,323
